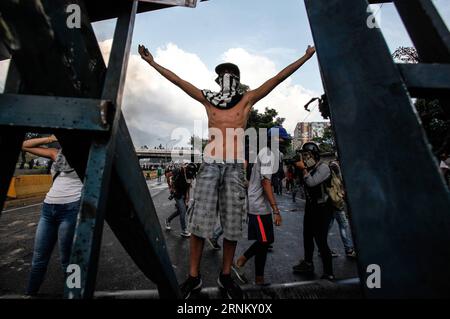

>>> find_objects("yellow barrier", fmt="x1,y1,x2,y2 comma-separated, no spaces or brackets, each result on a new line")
142,170,158,179
7,175,52,199
7,178,16,198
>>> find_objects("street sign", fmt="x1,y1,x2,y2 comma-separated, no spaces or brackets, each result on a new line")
138,0,197,8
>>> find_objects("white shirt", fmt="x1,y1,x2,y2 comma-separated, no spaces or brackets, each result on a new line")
44,170,83,204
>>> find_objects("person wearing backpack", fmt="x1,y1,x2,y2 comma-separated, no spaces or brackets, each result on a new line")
292,142,335,280
328,160,356,258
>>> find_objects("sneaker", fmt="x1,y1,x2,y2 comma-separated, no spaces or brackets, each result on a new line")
321,274,336,281
206,238,221,250
267,244,274,252
217,274,244,299
231,264,248,284
164,218,171,231
180,275,202,299
346,249,356,258
292,260,314,274
180,231,191,238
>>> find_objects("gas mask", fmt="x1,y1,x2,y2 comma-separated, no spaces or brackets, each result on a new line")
303,152,317,169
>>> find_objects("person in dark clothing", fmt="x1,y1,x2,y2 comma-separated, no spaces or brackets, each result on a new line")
292,142,335,280
271,174,280,195
165,164,192,237
286,165,294,192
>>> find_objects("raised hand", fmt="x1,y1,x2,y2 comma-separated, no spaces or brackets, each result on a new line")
305,45,316,58
138,44,153,63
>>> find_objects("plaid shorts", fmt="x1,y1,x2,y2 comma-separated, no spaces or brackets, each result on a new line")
187,161,247,241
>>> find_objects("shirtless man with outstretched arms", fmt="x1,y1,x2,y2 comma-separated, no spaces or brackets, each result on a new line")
139,44,316,299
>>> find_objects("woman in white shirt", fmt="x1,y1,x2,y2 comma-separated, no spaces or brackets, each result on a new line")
22,135,83,296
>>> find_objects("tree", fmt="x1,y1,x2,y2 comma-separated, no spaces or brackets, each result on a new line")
246,107,285,130
393,47,449,154
312,125,336,154
246,107,292,155
393,46,420,63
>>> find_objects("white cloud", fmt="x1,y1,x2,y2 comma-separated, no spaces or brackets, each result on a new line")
0,42,322,147
98,41,214,147
221,47,323,132
0,59,11,93
98,41,323,147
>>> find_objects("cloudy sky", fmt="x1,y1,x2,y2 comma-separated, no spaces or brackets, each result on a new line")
1,0,449,148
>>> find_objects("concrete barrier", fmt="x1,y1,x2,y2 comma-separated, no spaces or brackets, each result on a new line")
7,175,52,199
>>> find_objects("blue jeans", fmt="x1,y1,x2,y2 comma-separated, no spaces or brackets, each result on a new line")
167,196,187,232
329,210,354,252
26,200,80,295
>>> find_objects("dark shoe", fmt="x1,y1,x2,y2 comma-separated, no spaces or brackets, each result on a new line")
346,249,357,258
292,260,314,274
180,275,202,299
231,263,248,284
321,274,335,281
267,244,273,252
217,273,244,299
207,238,221,250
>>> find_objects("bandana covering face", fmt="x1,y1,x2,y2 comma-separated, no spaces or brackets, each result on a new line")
202,73,243,109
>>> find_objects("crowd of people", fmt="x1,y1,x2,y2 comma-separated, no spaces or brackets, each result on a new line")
137,42,360,299
157,126,357,299
21,43,353,299
22,40,447,300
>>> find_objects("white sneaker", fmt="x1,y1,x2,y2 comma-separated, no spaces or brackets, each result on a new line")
180,231,191,238
165,219,171,230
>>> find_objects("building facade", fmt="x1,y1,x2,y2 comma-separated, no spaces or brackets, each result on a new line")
292,122,331,150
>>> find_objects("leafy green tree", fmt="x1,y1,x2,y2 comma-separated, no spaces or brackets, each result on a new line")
312,125,335,154
246,107,285,130
393,47,449,154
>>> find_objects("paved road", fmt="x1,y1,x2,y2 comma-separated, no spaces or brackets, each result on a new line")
0,178,358,297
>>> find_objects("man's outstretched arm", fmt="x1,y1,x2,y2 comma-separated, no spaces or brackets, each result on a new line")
138,45,206,103
247,45,316,105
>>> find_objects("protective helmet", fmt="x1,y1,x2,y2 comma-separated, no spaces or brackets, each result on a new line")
301,142,321,161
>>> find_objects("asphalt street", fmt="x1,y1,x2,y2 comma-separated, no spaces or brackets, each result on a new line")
0,177,358,297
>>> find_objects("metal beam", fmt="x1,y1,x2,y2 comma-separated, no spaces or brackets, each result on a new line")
394,0,450,119
0,61,24,213
0,40,10,61
107,114,180,298
0,0,108,179
304,0,450,298
398,63,450,98
66,0,138,299
394,0,450,64
0,95,112,131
